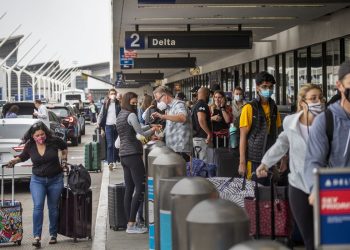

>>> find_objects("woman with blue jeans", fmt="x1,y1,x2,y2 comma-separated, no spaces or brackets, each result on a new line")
8,121,68,248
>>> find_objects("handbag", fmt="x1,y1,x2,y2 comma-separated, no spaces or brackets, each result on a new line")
244,174,292,238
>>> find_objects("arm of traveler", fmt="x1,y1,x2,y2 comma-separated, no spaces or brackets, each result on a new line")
238,104,252,176
198,112,212,144
127,113,154,137
304,113,329,193
261,130,289,168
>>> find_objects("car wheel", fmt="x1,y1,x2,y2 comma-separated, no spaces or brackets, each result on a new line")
71,137,78,146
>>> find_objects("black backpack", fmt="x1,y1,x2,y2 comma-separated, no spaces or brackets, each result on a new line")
68,164,91,194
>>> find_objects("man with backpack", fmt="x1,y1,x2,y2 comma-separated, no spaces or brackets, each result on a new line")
305,61,350,202
239,71,282,183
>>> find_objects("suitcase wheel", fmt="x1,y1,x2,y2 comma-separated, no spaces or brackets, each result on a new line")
74,238,78,243
17,240,21,246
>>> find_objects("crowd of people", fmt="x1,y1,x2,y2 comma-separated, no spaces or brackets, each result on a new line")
5,60,350,247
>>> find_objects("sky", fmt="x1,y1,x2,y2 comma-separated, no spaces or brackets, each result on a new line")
0,0,111,68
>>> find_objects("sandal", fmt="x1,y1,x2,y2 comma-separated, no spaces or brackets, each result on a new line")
49,236,57,244
32,237,41,248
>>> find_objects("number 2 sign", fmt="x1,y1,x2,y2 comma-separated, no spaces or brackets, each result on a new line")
125,32,145,49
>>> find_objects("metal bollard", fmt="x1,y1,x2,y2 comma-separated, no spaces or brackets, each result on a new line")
143,140,165,227
187,199,250,250
170,177,219,250
153,153,186,250
147,146,173,250
159,177,184,250
229,240,289,250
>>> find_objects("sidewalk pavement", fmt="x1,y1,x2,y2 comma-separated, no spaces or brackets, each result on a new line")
95,163,148,250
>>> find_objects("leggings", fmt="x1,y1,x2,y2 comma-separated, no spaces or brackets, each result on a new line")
289,184,315,250
121,154,145,223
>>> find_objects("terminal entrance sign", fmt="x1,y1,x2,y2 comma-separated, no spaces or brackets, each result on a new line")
314,168,350,249
125,31,252,50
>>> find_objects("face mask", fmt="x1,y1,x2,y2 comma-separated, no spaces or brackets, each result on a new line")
34,135,46,144
157,101,167,111
343,87,350,103
109,94,116,100
234,95,243,102
131,104,138,111
307,102,324,116
260,89,273,99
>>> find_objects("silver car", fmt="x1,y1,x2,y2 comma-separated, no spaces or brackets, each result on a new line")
0,118,37,179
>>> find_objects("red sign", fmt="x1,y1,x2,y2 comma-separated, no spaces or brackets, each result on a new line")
124,49,137,58
320,189,350,215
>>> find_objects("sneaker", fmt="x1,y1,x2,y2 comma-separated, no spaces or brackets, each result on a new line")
126,225,148,234
108,163,114,171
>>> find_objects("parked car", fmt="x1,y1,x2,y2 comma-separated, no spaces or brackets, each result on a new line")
1,102,67,142
47,105,81,146
70,105,85,135
0,118,38,179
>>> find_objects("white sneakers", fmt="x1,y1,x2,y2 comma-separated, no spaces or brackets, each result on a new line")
126,225,148,234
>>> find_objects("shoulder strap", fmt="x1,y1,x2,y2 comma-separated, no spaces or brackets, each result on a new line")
325,108,334,161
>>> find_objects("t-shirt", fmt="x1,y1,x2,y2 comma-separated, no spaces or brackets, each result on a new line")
18,137,67,177
299,122,310,142
192,99,211,138
239,102,282,133
210,106,232,132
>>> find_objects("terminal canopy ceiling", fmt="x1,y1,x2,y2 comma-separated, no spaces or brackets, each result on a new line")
115,0,350,80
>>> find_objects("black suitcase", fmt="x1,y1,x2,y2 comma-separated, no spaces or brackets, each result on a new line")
211,134,240,177
58,187,92,241
108,183,127,230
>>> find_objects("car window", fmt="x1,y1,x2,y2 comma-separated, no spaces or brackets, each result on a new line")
0,123,31,139
50,108,69,117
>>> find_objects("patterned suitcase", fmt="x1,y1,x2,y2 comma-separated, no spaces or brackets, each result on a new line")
0,165,23,246
108,183,127,230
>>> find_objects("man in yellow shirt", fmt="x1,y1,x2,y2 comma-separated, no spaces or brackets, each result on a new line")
239,71,281,183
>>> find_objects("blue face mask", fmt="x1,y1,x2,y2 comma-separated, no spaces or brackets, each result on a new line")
260,90,273,99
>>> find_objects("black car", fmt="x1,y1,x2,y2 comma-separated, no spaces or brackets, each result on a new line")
1,102,67,142
47,105,82,146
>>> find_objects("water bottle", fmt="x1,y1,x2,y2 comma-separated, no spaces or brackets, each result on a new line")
229,123,238,148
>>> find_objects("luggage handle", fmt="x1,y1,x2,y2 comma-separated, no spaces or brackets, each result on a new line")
1,164,15,206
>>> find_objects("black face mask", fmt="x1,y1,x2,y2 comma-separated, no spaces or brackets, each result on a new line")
131,104,138,111
344,88,350,103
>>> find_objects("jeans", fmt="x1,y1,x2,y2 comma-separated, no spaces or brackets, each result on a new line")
30,173,64,238
105,125,120,164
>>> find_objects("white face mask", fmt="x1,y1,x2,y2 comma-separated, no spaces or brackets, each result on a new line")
234,95,243,102
307,102,324,116
109,94,116,100
157,101,167,111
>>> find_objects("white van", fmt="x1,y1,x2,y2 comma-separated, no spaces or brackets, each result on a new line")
60,89,86,105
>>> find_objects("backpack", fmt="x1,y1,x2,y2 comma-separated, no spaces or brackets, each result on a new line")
68,164,92,194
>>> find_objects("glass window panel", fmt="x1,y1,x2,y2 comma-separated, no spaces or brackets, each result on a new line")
327,40,340,100
259,59,265,72
297,48,307,91
244,63,250,99
251,62,257,99
279,54,284,104
267,57,277,102
310,44,323,87
286,52,295,105
345,36,350,61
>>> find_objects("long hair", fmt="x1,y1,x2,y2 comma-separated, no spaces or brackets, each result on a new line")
297,83,323,112
210,90,227,112
121,92,138,113
141,94,153,111
21,121,54,144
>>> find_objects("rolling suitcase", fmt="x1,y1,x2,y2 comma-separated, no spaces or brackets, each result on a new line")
211,131,240,177
0,165,23,246
108,183,127,230
84,142,102,172
93,128,106,160
58,186,92,241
